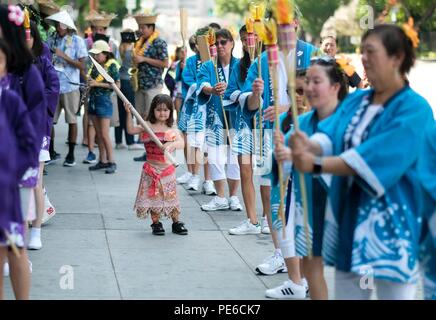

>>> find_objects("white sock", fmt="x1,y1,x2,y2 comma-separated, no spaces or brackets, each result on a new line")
30,227,41,239
274,248,282,256
301,278,308,287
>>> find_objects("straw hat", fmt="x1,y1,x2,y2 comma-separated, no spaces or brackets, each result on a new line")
89,40,111,54
85,10,117,28
45,10,76,31
37,0,60,17
133,13,158,26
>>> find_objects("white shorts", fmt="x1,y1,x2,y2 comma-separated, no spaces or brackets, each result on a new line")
207,145,240,181
256,175,272,187
187,131,205,151
334,270,417,300
39,149,50,162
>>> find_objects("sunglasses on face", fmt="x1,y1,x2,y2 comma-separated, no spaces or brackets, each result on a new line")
216,39,229,47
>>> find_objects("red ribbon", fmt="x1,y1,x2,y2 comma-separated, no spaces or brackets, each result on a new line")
143,162,175,197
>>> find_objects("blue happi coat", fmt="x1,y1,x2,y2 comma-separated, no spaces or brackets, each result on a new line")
240,40,319,173
197,57,239,146
313,86,434,284
418,122,436,299
223,59,253,155
179,54,202,132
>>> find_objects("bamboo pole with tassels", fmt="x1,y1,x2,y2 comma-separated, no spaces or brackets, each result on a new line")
275,0,312,257
251,2,266,163
179,8,188,53
208,29,232,149
264,19,286,239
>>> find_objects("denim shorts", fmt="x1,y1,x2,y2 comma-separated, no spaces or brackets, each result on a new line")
88,94,113,118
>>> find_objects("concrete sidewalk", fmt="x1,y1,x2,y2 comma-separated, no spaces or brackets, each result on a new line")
4,115,422,300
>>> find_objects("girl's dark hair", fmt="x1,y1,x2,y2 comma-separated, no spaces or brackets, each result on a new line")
0,38,11,70
362,24,415,75
188,35,196,51
239,25,250,82
311,57,348,101
29,20,44,58
146,94,175,128
0,4,34,74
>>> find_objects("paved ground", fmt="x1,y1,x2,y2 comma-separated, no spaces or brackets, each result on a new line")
4,59,432,300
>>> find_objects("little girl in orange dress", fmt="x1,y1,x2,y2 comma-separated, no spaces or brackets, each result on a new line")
125,94,187,235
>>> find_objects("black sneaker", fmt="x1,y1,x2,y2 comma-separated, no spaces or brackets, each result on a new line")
105,163,117,174
63,155,76,167
89,161,110,171
172,221,188,235
133,153,147,162
151,222,165,236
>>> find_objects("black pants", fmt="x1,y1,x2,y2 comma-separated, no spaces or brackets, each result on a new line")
115,79,135,145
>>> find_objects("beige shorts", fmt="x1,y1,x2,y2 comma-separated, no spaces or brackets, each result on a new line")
134,85,163,119
54,90,80,124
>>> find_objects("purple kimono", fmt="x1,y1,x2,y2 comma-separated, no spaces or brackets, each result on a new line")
0,88,37,247
8,64,47,187
35,43,60,147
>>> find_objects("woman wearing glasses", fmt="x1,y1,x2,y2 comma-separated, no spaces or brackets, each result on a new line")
267,58,348,300
291,24,434,299
197,29,243,213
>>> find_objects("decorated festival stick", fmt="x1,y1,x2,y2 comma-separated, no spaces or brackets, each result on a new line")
208,29,232,149
24,7,31,42
179,8,188,52
264,19,286,238
251,2,266,162
246,17,256,63
89,56,179,166
275,0,312,257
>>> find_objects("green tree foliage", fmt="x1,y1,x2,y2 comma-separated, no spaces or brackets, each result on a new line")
56,0,133,29
358,0,436,30
295,0,350,40
215,0,251,17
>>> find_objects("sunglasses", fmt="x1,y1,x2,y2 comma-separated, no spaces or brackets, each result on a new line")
216,39,229,46
296,88,304,95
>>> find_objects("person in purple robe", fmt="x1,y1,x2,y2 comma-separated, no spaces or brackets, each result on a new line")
0,38,38,300
25,20,60,249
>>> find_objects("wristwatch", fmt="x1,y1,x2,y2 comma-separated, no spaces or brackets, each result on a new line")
313,156,323,176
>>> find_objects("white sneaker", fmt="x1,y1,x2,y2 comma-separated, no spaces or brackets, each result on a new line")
201,196,229,211
261,216,270,234
255,252,287,275
265,279,307,299
202,180,217,195
229,196,243,211
228,219,261,235
187,175,201,191
301,278,309,297
127,143,144,151
176,172,192,184
3,262,9,277
27,230,42,250
42,190,56,225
